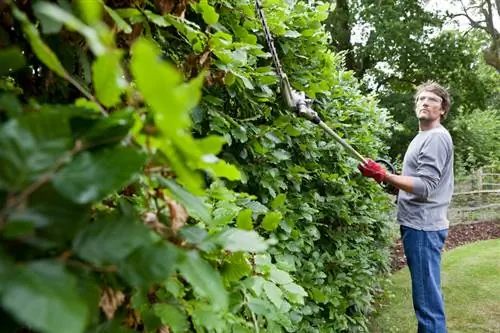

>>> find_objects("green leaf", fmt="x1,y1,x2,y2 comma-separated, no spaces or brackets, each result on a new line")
232,49,247,66
231,325,253,333
34,5,64,34
161,178,211,222
221,252,252,284
0,110,72,191
104,5,132,33
247,296,274,316
164,15,205,52
153,304,188,333
73,211,153,266
1,260,88,333
118,242,179,289
177,250,228,311
284,30,301,38
164,276,186,299
198,0,219,25
2,220,35,239
11,5,67,77
0,250,15,294
74,98,102,113
78,108,135,146
88,320,136,333
92,51,127,107
234,71,254,90
262,280,283,308
144,10,171,27
191,303,226,331
130,38,189,133
196,135,226,154
6,183,90,245
53,147,146,204
271,149,291,161
0,93,23,118
114,8,144,24
212,228,268,252
271,193,286,209
269,266,293,285
131,38,212,191
0,47,26,75
76,0,102,24
33,2,105,56
261,211,282,231
236,208,253,230
179,226,208,245
204,159,241,181
310,287,328,303
211,201,240,226
282,282,307,304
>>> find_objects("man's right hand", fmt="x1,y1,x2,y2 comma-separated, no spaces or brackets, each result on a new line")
358,159,387,183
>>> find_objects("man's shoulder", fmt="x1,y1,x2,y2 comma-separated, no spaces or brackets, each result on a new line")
426,125,453,144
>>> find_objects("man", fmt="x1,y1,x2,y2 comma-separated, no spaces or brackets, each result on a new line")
358,81,453,333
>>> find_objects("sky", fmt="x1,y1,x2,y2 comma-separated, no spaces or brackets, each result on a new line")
424,0,500,31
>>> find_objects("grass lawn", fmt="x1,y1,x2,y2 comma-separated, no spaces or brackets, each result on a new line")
368,239,500,333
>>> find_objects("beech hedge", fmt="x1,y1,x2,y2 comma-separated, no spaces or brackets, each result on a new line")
0,0,394,332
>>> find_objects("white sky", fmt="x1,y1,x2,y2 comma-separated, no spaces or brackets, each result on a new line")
424,0,500,32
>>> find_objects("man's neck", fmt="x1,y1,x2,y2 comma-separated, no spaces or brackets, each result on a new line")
419,119,441,131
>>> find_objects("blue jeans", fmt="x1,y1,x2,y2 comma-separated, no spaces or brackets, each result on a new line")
400,225,448,333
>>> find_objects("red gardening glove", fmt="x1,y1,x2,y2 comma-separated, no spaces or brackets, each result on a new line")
358,159,387,183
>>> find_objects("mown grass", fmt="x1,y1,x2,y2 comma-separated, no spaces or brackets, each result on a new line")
369,239,500,333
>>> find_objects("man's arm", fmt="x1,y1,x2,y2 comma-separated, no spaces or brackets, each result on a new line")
383,173,415,193
359,132,452,196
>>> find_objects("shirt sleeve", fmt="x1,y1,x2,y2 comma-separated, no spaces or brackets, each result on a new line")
412,132,452,198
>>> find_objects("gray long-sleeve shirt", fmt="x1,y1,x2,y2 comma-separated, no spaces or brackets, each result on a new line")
397,124,454,231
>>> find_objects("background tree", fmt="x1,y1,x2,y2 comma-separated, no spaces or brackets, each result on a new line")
326,0,500,167
445,0,500,71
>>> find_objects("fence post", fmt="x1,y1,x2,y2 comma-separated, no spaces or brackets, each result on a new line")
476,168,483,191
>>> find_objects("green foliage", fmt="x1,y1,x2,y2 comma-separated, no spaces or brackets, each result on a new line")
0,1,394,332
327,0,500,166
451,108,500,171
2,260,90,333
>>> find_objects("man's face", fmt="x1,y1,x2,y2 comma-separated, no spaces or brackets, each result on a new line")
415,90,443,122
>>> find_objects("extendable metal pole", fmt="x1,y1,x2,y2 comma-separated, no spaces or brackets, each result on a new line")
317,121,367,164
255,0,368,166
296,102,368,164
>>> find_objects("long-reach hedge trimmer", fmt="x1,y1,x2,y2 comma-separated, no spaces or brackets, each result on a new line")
254,0,396,191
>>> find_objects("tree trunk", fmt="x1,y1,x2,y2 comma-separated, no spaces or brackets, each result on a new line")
326,0,355,71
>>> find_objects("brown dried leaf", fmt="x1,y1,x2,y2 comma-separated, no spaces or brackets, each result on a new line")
123,308,141,329
166,198,188,233
199,49,212,67
144,212,167,234
154,0,192,17
99,288,125,319
158,326,170,333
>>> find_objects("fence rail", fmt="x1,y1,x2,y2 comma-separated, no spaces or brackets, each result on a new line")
449,166,500,224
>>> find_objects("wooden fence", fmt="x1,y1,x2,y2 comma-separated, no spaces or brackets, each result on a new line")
449,166,500,224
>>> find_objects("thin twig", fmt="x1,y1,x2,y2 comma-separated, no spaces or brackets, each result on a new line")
64,258,117,273
65,74,108,116
244,291,260,333
0,141,83,228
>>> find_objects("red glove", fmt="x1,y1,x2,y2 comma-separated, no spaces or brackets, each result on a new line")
358,159,387,183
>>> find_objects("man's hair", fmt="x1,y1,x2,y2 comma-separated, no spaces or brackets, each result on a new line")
414,81,452,119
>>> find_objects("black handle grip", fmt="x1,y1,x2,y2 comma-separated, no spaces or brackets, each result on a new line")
375,158,398,195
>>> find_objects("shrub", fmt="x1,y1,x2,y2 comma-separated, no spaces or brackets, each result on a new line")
0,1,394,332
